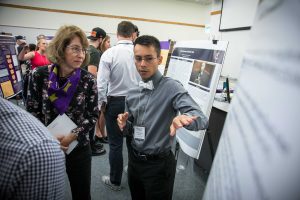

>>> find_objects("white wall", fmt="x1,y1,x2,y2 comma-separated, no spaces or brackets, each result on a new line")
0,0,256,78
0,0,211,44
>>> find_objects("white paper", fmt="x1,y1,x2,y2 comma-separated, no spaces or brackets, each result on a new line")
47,114,78,154
158,64,166,75
12,55,18,67
204,1,300,199
15,70,22,82
176,128,205,158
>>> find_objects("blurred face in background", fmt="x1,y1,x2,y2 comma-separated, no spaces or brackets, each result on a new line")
37,39,48,52
100,36,111,52
104,38,111,51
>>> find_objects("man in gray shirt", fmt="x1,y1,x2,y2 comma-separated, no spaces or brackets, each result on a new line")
117,35,208,200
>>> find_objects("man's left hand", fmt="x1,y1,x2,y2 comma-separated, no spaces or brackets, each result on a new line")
170,115,197,136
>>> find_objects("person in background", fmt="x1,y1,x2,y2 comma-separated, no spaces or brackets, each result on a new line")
0,97,65,200
15,35,27,75
122,24,139,174
95,35,111,144
86,27,107,156
21,43,37,73
28,43,37,51
117,35,208,200
97,20,140,191
133,25,140,41
86,27,106,76
18,37,50,70
99,35,111,53
15,35,27,55
36,34,46,40
22,43,37,103
26,25,98,200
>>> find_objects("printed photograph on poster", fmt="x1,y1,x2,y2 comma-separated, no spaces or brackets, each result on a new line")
189,60,215,89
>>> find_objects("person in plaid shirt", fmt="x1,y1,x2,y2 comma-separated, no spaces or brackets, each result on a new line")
0,97,65,200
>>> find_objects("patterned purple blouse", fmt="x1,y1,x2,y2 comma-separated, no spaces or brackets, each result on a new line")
26,66,99,146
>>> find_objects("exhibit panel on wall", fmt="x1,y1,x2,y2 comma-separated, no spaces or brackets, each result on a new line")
166,40,228,158
0,35,22,98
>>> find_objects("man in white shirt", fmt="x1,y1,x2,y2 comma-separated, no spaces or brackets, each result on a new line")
97,21,140,191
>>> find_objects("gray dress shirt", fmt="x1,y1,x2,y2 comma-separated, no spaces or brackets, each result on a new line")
124,71,208,154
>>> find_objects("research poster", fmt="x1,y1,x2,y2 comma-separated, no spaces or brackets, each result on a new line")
203,1,300,200
166,40,228,158
159,41,170,75
0,35,22,99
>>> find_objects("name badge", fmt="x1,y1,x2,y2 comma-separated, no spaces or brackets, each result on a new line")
134,126,145,140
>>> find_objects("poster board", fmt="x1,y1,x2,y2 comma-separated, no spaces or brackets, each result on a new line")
0,35,22,99
204,1,300,199
158,41,170,75
166,40,228,158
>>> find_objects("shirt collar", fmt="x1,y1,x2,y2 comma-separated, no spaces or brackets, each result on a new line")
117,40,133,45
142,70,163,90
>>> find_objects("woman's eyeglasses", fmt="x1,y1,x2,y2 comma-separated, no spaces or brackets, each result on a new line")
66,46,89,55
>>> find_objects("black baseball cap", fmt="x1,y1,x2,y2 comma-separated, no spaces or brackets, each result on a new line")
15,35,26,40
87,27,106,40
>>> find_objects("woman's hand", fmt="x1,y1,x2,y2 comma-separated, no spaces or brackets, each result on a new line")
55,133,77,152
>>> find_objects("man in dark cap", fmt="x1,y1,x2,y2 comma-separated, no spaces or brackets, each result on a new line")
86,27,106,75
15,35,27,61
87,27,107,156
15,35,27,53
15,35,28,79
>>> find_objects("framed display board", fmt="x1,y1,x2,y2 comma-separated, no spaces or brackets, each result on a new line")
0,35,22,99
166,40,228,158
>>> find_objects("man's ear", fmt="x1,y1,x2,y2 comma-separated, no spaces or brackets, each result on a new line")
158,55,163,65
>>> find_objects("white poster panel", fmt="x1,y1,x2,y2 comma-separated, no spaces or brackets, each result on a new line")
166,40,228,158
203,0,300,200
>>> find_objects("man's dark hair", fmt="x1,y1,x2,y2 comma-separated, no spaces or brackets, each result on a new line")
117,21,135,38
134,25,140,37
29,43,37,51
134,35,161,57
